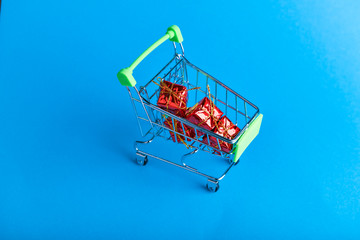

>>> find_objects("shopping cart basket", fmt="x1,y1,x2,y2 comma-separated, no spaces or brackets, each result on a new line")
117,25,263,192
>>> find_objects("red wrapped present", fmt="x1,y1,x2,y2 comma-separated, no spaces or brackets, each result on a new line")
156,80,188,117
164,117,195,144
202,115,241,153
185,97,223,136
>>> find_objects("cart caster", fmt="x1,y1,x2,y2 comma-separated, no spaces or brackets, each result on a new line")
136,153,148,166
206,180,219,193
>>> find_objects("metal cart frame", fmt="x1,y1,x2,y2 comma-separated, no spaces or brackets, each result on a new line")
117,25,263,192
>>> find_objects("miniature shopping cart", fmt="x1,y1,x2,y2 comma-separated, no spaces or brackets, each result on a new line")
117,25,263,192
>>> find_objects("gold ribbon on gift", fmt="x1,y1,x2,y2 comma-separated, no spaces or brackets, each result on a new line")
163,115,191,148
153,77,199,113
186,85,221,131
154,77,199,148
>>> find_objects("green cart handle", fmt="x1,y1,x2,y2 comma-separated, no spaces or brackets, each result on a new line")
117,25,183,87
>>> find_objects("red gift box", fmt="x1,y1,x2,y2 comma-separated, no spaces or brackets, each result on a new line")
185,97,223,136
164,117,195,143
157,80,188,117
202,115,241,153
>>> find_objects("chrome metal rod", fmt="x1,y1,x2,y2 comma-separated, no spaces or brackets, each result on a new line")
181,149,199,169
134,134,155,152
136,149,221,182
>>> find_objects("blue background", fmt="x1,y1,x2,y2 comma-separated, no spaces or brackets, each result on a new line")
1,0,360,239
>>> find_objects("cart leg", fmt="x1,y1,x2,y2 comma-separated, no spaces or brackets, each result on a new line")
206,179,220,193
181,149,199,169
228,158,240,166
134,134,155,166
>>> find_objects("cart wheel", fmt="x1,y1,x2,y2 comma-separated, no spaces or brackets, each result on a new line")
136,154,148,166
206,181,220,193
